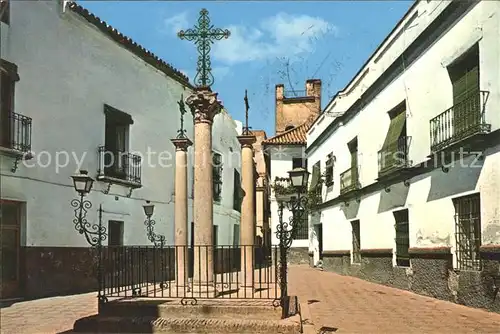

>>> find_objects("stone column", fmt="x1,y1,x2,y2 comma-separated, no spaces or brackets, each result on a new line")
185,88,222,296
237,135,257,295
171,137,192,290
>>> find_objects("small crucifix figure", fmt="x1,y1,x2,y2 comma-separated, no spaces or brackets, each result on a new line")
242,89,251,135
177,94,187,138
177,9,230,88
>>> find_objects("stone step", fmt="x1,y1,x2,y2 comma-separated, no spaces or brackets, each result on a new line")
101,298,283,320
73,315,302,333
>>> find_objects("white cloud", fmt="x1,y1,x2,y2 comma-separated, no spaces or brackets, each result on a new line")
163,12,189,35
212,13,338,65
212,66,231,80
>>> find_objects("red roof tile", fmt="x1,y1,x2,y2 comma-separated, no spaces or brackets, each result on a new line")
262,122,311,146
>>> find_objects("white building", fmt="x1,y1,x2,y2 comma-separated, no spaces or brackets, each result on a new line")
0,1,241,300
306,0,500,311
263,80,322,264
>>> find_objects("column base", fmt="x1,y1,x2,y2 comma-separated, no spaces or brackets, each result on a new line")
190,282,217,298
174,281,191,293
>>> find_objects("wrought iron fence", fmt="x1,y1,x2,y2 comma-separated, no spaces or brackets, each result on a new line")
97,146,142,184
340,166,360,195
429,90,490,153
377,136,412,176
2,112,32,152
98,245,279,304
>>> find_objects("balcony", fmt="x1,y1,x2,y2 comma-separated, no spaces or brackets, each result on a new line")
340,166,360,195
97,146,142,188
429,90,491,153
0,112,32,154
378,136,412,177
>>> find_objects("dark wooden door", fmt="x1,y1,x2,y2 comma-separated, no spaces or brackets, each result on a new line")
1,200,21,299
317,224,323,260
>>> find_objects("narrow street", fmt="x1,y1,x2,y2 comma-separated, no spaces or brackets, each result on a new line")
289,265,500,333
1,266,500,333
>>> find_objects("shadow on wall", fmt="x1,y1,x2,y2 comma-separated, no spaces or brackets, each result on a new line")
427,152,488,202
377,181,410,214
341,200,360,220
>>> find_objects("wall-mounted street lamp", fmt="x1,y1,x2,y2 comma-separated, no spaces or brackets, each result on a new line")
70,170,108,309
70,170,107,247
274,167,310,316
143,200,165,247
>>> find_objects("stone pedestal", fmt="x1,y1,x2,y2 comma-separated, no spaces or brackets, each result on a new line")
171,137,192,289
186,88,222,296
238,135,257,293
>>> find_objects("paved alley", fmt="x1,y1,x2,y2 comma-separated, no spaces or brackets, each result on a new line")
288,265,500,333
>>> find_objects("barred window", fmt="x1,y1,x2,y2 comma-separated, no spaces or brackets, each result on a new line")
453,193,481,271
394,209,410,267
351,220,361,263
291,209,308,240
325,153,334,186
212,152,223,202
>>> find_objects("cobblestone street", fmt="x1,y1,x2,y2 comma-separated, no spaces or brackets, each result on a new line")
1,267,500,333
0,292,97,334
289,265,500,333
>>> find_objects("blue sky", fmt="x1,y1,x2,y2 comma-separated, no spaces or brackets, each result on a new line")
79,1,413,136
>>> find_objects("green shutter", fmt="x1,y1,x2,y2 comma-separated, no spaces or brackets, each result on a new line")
382,111,406,149
452,65,480,135
309,162,320,190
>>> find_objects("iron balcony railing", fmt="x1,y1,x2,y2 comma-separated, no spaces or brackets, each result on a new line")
97,146,142,184
429,90,491,153
340,166,360,195
1,112,32,152
99,245,278,301
378,136,412,176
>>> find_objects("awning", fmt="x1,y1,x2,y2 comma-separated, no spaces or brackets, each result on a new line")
104,104,134,125
382,110,406,149
1,59,20,81
309,162,321,190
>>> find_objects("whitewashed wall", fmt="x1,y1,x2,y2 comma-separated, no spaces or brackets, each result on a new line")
211,109,242,246
0,1,241,248
306,0,500,266
269,145,308,248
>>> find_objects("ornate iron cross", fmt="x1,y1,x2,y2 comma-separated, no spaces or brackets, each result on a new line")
177,94,187,138
243,89,251,135
177,8,230,88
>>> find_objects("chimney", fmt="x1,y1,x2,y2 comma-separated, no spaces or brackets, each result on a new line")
275,84,284,134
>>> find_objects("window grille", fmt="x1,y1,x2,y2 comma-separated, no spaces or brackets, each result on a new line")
453,193,481,271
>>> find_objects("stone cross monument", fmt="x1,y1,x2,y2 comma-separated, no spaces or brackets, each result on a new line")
178,8,230,296
171,94,192,290
238,90,256,295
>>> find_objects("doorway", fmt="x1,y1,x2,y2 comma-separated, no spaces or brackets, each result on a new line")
1,200,21,299
317,224,323,260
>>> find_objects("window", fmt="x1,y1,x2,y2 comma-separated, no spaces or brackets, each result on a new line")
291,209,308,240
325,153,334,186
292,157,307,169
233,169,242,212
1,59,17,149
351,220,361,263
108,221,124,246
309,161,321,200
1,0,9,25
448,44,480,137
233,224,240,246
379,103,407,174
103,105,133,180
1,200,21,297
212,152,223,202
453,193,481,271
394,209,410,267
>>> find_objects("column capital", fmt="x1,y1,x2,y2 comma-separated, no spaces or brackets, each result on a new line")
237,135,256,148
171,137,193,151
186,87,223,125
